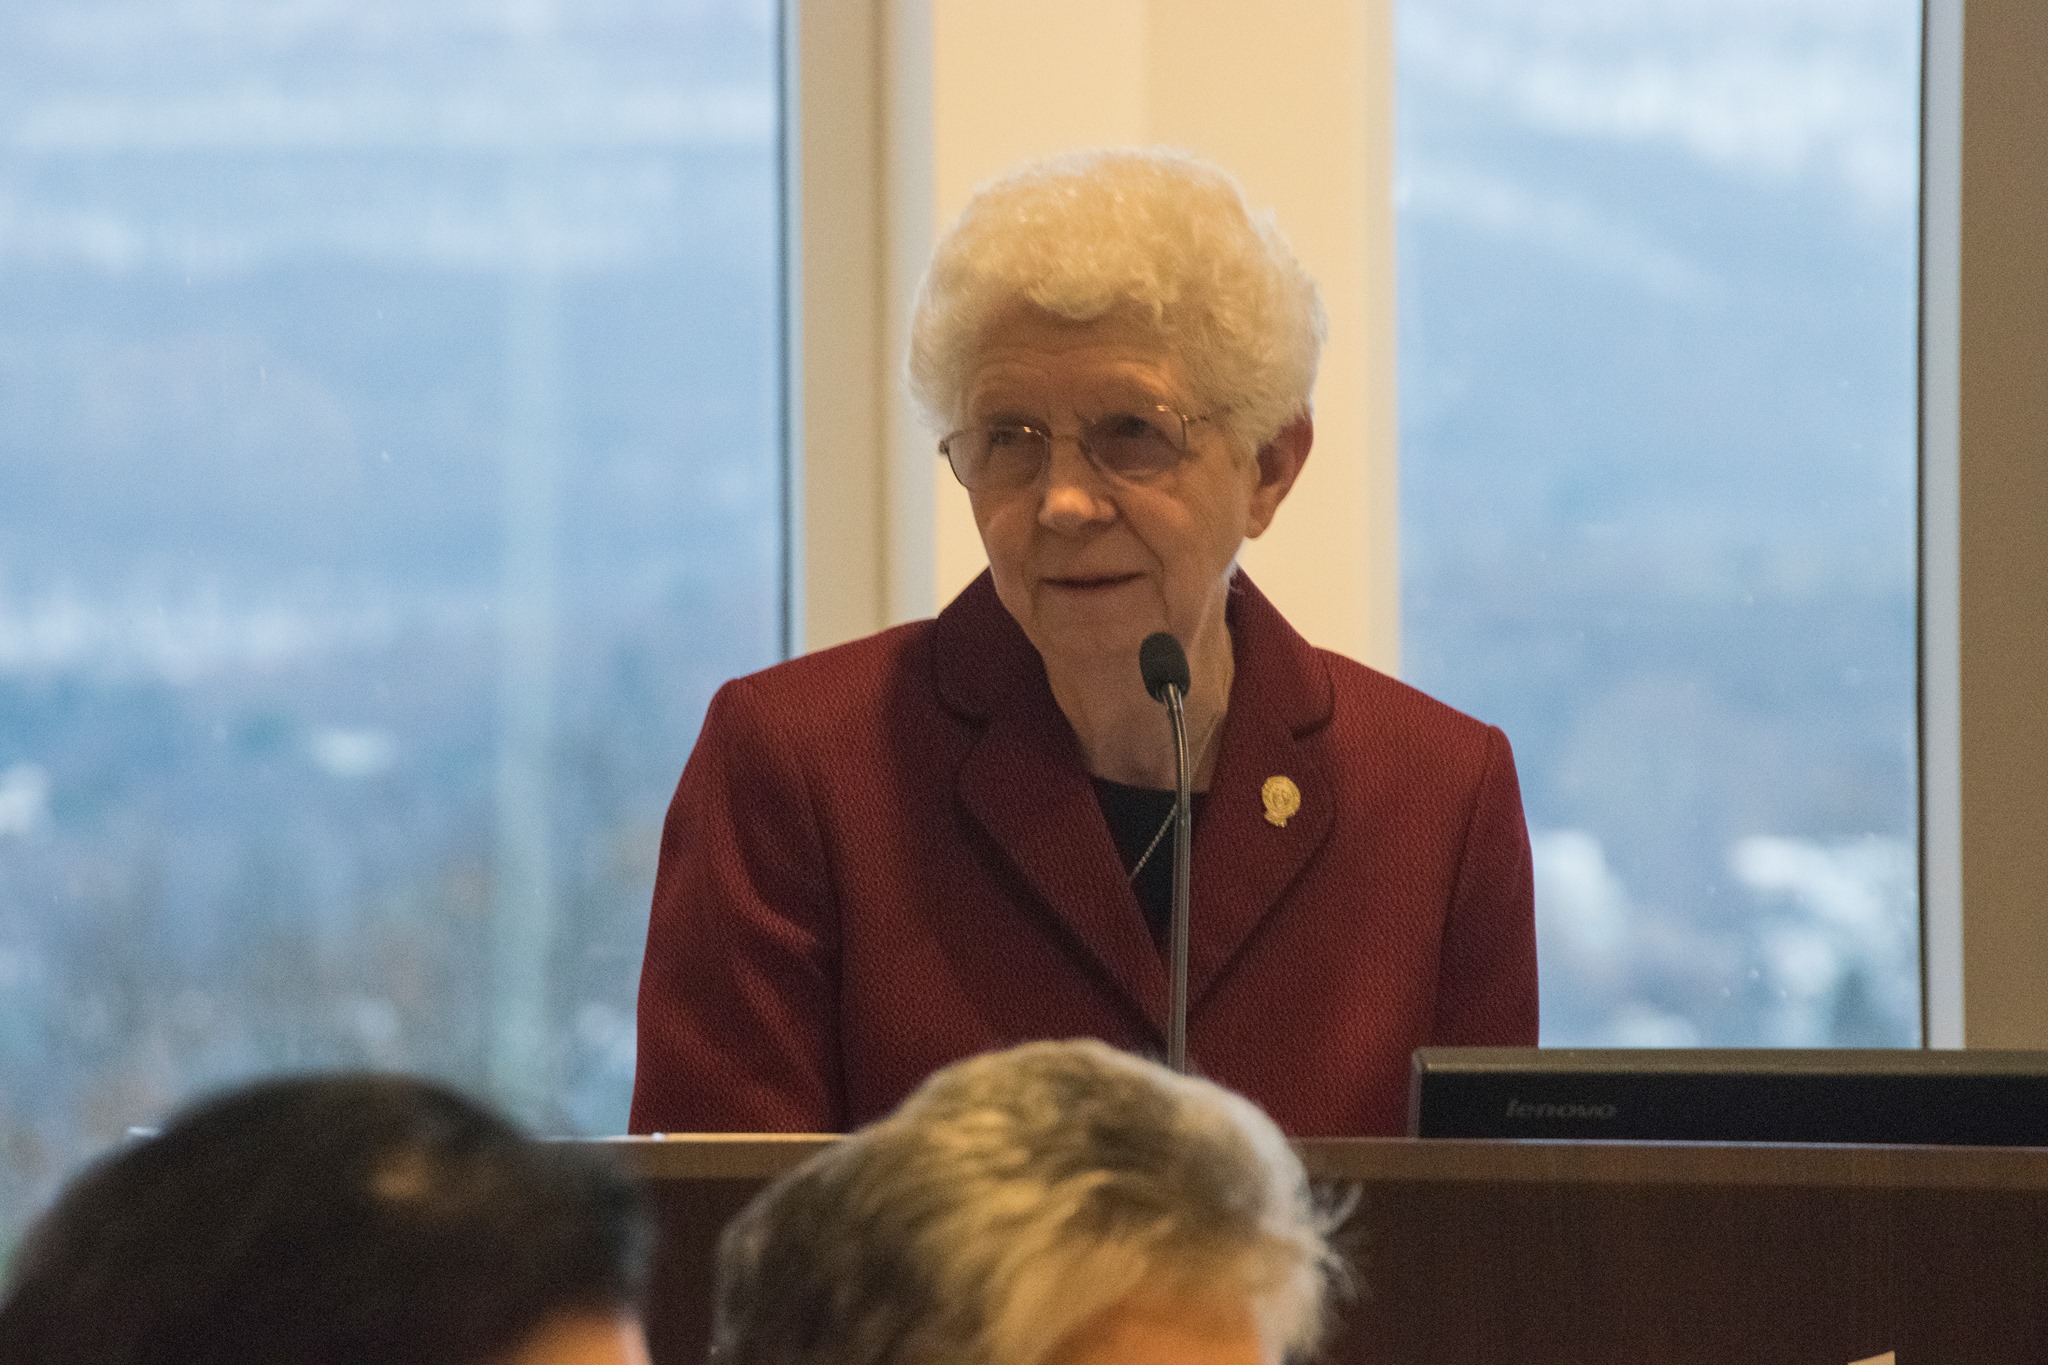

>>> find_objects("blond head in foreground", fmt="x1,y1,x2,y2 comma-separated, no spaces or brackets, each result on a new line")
709,1039,1344,1365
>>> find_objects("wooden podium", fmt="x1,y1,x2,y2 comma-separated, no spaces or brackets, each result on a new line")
596,1136,2048,1365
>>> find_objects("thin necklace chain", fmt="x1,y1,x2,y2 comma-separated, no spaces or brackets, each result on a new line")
1125,713,1222,884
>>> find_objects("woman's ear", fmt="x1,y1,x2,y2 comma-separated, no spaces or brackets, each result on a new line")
1245,415,1313,539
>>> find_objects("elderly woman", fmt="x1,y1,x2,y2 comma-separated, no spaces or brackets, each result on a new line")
709,1039,1341,1365
632,148,1535,1139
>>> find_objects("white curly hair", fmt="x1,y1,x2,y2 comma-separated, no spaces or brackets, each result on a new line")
908,147,1326,452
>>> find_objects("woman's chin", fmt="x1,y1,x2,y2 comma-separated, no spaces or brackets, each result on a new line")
999,576,1173,675
1028,611,1164,676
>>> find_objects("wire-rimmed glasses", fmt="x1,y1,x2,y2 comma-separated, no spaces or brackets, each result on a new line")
939,405,1219,493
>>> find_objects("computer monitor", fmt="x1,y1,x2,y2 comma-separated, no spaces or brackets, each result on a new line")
1410,1048,2048,1145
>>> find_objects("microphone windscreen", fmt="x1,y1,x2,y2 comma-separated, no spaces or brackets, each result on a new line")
1138,631,1191,703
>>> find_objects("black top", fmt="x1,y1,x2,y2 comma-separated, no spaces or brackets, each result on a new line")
1093,777,1206,945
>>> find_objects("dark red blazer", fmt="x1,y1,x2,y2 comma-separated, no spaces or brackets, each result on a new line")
630,571,1536,1137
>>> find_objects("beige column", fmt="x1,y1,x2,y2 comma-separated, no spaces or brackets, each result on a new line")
887,0,1400,671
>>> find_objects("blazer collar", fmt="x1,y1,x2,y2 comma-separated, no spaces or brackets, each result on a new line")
933,571,1336,1038
1187,573,1337,1004
928,570,1045,722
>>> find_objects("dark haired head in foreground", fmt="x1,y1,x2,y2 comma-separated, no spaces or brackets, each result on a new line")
711,1039,1344,1365
0,1074,654,1365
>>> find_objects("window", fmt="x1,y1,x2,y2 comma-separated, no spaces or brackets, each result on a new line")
1396,0,1923,1045
0,0,783,1244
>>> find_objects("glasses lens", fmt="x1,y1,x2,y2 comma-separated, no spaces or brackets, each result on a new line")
948,422,1047,490
1085,408,1184,478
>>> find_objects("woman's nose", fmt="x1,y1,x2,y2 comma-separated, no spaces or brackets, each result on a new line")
1037,435,1116,532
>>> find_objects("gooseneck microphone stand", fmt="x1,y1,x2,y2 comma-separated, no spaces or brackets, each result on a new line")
1139,632,1194,1074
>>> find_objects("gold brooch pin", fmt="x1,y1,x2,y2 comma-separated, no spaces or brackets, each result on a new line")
1261,775,1301,828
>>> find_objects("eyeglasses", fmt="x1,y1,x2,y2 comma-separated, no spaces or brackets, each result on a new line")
939,405,1219,493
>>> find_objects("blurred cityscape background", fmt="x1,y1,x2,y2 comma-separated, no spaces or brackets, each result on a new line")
0,0,1920,1249
0,0,783,1243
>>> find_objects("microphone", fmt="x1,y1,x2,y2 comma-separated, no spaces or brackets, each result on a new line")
1139,631,1190,703
1138,631,1194,1074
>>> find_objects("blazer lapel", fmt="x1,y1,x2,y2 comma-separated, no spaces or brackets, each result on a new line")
934,576,1169,1033
1187,575,1337,1005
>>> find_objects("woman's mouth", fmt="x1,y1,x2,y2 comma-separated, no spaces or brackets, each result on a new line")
1044,573,1143,593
